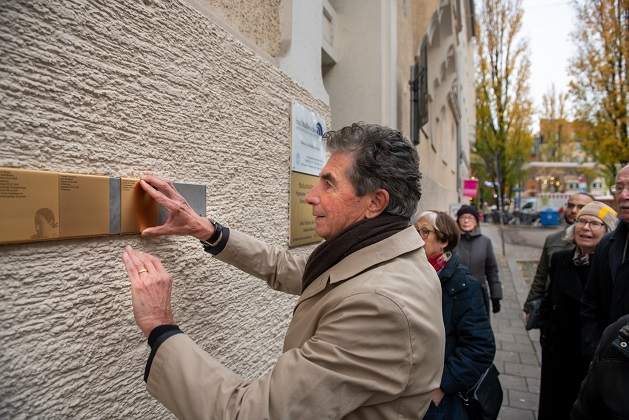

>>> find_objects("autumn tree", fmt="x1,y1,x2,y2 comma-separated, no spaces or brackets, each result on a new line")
569,0,629,186
474,0,535,209
539,84,572,162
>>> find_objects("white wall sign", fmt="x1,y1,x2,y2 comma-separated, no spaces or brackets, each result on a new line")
291,100,326,176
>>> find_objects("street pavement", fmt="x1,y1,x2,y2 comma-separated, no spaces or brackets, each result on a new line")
478,221,558,420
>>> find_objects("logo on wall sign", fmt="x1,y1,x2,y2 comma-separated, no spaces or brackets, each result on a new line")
316,122,323,137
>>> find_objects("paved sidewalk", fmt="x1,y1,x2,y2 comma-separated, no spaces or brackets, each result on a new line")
480,222,546,420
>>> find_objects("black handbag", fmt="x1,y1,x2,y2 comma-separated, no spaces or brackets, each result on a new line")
458,364,503,420
525,298,542,330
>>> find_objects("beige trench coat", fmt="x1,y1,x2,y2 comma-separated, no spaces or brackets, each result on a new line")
147,226,445,419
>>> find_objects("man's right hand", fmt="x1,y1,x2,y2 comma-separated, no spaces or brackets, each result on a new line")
139,175,214,240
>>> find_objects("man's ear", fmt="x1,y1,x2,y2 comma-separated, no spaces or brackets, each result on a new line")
366,189,390,218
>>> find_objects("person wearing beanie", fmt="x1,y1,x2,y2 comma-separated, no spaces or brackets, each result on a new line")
537,201,617,419
455,205,503,314
523,193,594,327
582,164,629,362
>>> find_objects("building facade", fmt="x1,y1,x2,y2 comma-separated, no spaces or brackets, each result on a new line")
0,0,474,417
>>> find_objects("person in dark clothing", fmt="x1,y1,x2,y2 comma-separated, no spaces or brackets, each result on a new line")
416,210,496,420
456,205,503,313
522,193,594,323
581,164,629,361
571,314,629,420
538,201,617,420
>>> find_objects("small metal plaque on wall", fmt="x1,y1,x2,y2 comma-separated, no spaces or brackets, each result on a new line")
289,100,326,247
0,168,206,244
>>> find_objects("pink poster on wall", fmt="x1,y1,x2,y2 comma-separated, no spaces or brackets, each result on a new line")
463,179,478,198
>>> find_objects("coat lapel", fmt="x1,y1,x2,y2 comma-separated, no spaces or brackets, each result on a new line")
295,226,422,307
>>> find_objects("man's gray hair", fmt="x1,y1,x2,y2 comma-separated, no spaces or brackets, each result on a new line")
323,123,422,219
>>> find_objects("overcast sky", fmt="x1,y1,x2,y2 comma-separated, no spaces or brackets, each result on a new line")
520,0,577,129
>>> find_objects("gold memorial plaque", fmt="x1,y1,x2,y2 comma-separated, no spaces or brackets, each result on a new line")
120,178,158,234
0,169,202,244
0,168,60,243
289,171,321,247
59,173,110,238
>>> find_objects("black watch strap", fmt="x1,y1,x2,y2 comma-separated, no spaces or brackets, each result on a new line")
200,220,222,246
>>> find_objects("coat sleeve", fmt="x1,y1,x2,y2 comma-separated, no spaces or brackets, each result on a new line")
440,279,496,394
571,316,625,419
538,253,560,340
570,358,604,420
524,239,551,313
580,247,605,361
146,293,425,420
213,228,308,296
484,238,502,300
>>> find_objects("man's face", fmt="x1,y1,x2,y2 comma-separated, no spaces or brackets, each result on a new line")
565,194,594,224
615,166,629,222
306,152,374,240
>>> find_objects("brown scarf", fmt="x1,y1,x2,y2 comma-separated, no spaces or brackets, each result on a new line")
301,213,409,292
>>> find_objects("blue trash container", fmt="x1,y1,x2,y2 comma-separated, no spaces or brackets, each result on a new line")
539,209,559,227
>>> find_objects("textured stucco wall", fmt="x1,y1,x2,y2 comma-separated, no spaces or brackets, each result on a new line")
0,0,329,418
192,0,282,57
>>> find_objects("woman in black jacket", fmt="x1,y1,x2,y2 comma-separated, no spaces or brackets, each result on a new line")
416,210,496,420
456,205,503,314
538,201,617,420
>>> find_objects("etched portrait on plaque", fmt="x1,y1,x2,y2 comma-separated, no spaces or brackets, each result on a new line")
0,168,60,243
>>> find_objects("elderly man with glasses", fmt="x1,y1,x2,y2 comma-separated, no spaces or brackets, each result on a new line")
523,193,594,327
581,164,629,360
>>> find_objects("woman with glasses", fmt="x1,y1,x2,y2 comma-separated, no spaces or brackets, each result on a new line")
455,205,503,314
415,210,496,420
537,201,617,420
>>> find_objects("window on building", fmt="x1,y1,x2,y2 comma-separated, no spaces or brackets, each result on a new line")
409,39,428,145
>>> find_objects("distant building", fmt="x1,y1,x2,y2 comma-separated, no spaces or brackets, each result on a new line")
526,119,607,198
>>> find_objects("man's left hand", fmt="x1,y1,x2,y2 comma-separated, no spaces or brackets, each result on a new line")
122,245,174,338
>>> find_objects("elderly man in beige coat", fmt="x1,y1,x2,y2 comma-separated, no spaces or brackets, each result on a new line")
122,123,445,419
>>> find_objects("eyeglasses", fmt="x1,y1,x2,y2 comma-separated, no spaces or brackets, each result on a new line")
417,228,435,239
611,184,629,194
458,215,476,221
566,203,586,210
575,219,606,231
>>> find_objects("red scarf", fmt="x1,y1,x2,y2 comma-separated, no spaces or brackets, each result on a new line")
428,251,451,273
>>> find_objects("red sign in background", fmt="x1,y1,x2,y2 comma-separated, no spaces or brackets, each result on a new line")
463,179,478,198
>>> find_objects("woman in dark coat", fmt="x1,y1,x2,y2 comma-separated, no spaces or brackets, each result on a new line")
537,201,617,420
416,210,496,420
455,205,503,314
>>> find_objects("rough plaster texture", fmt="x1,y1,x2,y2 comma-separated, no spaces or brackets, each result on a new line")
0,0,328,418
193,0,282,57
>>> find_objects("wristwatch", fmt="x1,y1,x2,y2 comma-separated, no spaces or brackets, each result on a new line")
200,219,223,247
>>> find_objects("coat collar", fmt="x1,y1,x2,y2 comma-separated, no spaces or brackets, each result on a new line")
438,252,460,280
298,226,422,302
461,227,482,238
